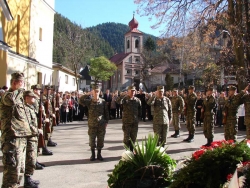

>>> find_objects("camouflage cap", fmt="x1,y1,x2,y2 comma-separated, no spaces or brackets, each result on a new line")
92,84,100,90
188,85,195,90
31,84,42,90
157,86,164,91
11,72,24,81
228,85,237,91
172,88,178,92
128,86,136,90
23,90,36,98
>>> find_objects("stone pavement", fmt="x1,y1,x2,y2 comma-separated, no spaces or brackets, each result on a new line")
0,119,247,188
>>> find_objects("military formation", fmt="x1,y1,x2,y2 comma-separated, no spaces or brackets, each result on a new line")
2,72,250,188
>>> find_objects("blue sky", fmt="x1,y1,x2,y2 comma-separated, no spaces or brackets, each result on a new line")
54,0,163,37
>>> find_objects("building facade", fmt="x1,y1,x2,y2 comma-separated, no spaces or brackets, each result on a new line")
52,63,81,92
0,0,55,89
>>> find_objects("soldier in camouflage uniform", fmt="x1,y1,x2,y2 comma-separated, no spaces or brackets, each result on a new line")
201,87,216,146
183,85,197,143
242,85,250,139
31,84,49,168
43,85,57,151
170,88,184,138
223,85,246,141
0,72,37,188
23,90,41,188
147,86,172,146
117,86,141,151
79,85,109,161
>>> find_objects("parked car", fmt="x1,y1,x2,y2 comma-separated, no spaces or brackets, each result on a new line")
224,75,238,85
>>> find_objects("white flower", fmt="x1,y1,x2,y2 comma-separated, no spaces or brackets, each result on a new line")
121,150,134,161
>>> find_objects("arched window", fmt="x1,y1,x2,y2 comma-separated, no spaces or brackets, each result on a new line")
127,40,130,49
135,39,139,48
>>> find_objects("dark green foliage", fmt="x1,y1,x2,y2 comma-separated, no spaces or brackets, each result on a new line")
169,141,250,188
107,134,176,188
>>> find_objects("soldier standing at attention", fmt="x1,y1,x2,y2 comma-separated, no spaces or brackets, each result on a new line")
0,72,36,188
183,85,197,143
31,84,51,166
147,86,172,146
170,88,184,138
23,90,41,188
79,85,109,161
117,86,141,151
43,85,57,149
201,87,216,146
223,85,246,141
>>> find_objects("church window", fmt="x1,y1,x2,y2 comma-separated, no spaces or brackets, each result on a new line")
127,40,130,49
135,39,139,48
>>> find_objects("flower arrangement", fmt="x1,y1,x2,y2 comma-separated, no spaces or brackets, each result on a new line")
222,160,250,188
107,134,176,188
169,140,250,188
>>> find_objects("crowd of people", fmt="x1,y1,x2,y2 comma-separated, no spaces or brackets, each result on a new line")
1,71,250,188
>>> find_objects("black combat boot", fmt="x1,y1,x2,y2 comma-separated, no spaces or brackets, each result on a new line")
47,138,57,147
37,161,45,167
35,162,44,170
187,134,194,143
174,130,180,138
183,134,191,142
171,131,177,137
24,176,39,188
97,149,103,161
203,138,213,147
42,147,53,155
90,149,95,161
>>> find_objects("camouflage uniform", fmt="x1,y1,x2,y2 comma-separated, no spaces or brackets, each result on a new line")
242,93,250,139
224,86,244,141
202,93,216,145
147,86,172,145
79,95,109,149
170,90,184,137
43,92,53,141
24,101,38,178
117,87,141,149
0,86,32,187
184,86,197,142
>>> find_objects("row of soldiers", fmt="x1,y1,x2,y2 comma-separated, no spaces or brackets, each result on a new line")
0,72,60,188
78,83,250,164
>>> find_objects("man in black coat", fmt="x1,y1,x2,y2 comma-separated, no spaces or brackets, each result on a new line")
136,89,146,121
103,89,112,119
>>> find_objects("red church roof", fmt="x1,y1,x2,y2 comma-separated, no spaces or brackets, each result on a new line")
109,53,131,65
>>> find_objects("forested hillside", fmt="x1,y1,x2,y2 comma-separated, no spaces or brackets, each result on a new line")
53,13,157,69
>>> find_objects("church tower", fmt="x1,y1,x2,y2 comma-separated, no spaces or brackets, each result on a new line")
124,14,143,54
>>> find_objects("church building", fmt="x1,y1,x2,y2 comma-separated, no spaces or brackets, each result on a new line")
103,15,144,91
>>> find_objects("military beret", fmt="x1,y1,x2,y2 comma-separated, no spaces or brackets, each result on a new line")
157,86,164,91
228,85,237,91
31,84,42,90
92,84,100,90
128,86,136,90
11,72,24,80
188,85,195,90
23,90,36,98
